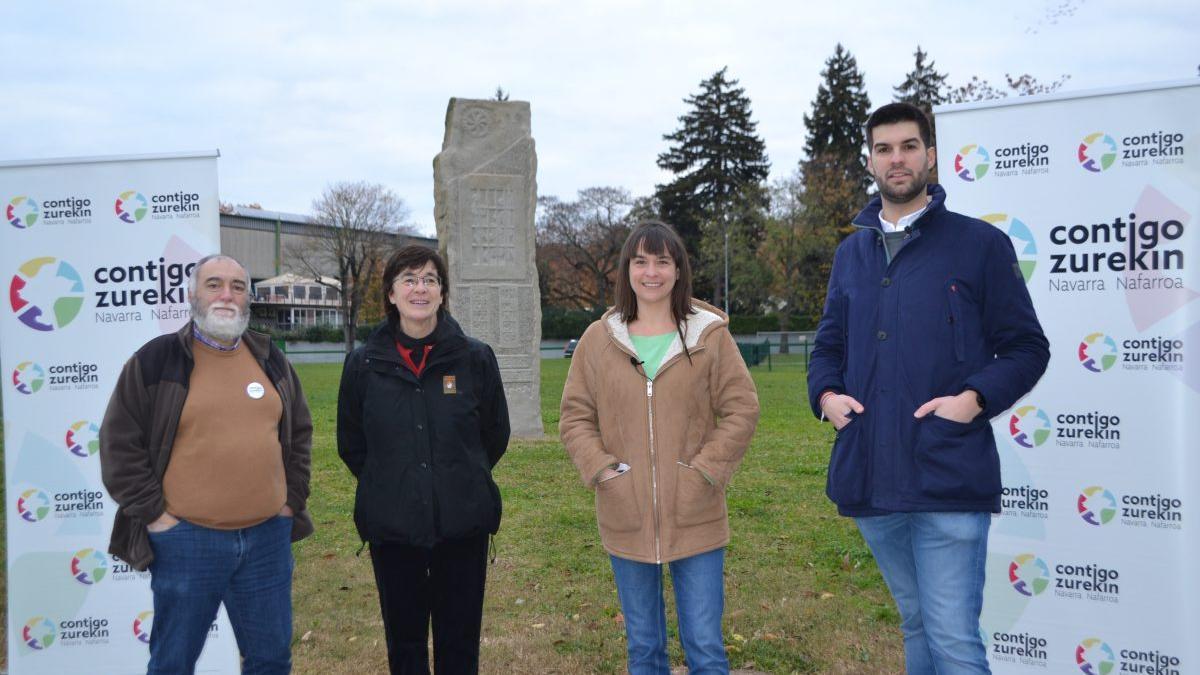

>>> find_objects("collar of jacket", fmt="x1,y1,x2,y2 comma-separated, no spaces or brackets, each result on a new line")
363,313,468,365
851,182,948,232
173,320,273,365
602,299,727,365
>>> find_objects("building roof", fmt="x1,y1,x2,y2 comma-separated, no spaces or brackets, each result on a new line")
228,206,314,224
257,273,341,288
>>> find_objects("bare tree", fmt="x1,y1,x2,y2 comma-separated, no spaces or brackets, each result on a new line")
291,181,410,353
536,187,634,313
946,73,1071,103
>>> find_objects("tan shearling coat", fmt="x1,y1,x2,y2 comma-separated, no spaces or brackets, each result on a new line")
559,301,759,563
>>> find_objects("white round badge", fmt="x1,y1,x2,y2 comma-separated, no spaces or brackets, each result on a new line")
246,382,265,399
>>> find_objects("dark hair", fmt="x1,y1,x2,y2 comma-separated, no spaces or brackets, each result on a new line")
614,220,694,327
381,245,449,324
865,102,933,148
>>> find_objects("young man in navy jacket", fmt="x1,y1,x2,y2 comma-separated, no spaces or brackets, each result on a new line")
808,102,1049,674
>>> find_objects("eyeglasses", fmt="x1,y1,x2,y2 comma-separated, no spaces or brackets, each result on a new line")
396,275,441,289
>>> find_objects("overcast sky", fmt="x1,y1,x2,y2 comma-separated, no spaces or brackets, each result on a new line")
4,0,1197,235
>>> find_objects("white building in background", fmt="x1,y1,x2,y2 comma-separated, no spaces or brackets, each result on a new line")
252,273,343,330
219,205,436,330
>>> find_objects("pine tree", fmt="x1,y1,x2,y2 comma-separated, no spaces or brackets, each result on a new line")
790,45,871,324
801,44,871,197
655,67,770,307
894,46,948,110
894,46,948,146
893,46,949,181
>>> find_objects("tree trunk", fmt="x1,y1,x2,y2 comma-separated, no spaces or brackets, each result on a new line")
776,310,793,355
342,292,355,355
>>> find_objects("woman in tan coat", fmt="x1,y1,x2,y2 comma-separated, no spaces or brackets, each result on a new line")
560,220,759,674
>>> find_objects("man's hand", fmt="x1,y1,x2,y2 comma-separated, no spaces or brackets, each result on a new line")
279,504,294,517
914,390,983,423
821,393,865,431
146,512,179,533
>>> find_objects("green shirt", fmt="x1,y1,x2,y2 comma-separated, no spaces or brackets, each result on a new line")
631,331,677,380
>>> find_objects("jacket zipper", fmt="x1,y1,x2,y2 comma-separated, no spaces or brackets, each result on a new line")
611,324,712,564
646,378,661,563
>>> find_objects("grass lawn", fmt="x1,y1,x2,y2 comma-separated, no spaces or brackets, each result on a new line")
2,356,905,673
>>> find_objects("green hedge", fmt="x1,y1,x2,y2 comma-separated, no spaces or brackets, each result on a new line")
541,307,603,340
250,323,374,343
727,313,814,334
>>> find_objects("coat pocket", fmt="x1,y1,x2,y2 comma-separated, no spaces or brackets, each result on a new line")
825,416,869,506
913,415,999,500
436,461,499,540
947,281,966,362
674,461,723,528
595,468,641,533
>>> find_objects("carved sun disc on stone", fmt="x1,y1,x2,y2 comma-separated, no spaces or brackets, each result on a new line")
462,107,492,138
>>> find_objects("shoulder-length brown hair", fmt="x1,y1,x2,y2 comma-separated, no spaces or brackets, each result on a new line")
614,220,694,326
380,245,449,324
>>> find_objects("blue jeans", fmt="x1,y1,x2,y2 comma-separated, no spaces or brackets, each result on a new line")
609,547,728,675
855,512,991,675
147,515,294,674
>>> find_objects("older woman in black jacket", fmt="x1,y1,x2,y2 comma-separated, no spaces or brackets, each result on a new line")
337,245,509,674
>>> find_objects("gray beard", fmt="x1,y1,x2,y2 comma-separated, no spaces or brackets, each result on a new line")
193,305,249,343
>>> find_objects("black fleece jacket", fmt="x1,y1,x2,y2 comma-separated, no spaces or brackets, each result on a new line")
337,314,510,546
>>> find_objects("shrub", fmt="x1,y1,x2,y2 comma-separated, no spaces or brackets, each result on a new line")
541,306,602,340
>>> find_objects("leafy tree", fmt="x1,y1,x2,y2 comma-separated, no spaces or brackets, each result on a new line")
536,187,634,313
789,152,866,325
655,67,770,307
758,178,805,328
699,184,772,314
290,181,411,353
801,44,871,198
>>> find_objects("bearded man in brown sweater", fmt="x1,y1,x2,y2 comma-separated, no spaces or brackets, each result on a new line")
100,254,313,675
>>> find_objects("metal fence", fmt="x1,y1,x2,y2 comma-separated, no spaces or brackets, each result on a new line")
735,331,816,371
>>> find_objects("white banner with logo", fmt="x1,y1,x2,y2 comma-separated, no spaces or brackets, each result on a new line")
935,80,1199,674
1,152,238,673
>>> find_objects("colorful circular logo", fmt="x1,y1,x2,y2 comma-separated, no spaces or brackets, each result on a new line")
1078,333,1119,372
1009,405,1052,448
115,190,148,223
70,548,109,585
1008,553,1050,596
1078,486,1117,526
17,488,51,523
133,611,153,644
7,195,39,229
954,144,990,182
65,420,101,458
23,616,56,650
9,256,86,331
12,361,46,394
981,213,1037,282
1076,638,1116,675
1078,133,1117,173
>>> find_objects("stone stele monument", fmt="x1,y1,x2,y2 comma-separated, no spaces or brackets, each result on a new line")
434,98,543,438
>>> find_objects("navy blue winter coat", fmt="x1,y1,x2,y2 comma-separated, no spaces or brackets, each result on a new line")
807,184,1049,516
